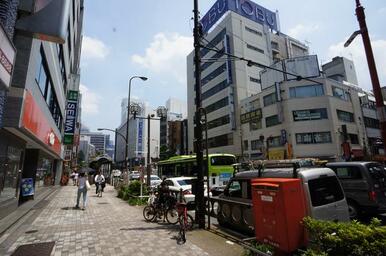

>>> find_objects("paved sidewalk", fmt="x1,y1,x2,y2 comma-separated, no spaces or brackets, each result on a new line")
0,185,244,256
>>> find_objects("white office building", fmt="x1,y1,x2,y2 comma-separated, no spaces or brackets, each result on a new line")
187,0,308,158
116,99,160,168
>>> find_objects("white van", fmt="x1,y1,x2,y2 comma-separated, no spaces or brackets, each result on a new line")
217,161,349,234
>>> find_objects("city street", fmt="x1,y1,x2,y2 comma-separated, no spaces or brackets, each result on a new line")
0,185,243,256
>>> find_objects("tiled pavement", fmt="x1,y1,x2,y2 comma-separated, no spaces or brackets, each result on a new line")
0,185,243,256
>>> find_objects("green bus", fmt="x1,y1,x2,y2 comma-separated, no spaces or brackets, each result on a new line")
157,153,236,187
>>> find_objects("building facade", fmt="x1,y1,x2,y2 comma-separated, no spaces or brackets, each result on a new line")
0,0,84,203
116,100,160,169
240,56,380,161
186,1,308,158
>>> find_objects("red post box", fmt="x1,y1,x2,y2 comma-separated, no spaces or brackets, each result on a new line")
251,178,307,253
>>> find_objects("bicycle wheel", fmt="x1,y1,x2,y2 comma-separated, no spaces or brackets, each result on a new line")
166,208,179,224
186,213,194,230
143,205,156,222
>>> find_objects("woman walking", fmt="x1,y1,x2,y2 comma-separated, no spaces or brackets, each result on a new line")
75,172,89,210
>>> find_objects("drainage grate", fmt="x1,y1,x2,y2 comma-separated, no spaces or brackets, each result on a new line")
25,230,38,234
12,241,55,256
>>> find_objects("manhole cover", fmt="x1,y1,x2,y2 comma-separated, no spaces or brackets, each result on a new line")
25,230,38,234
98,202,109,204
12,241,55,256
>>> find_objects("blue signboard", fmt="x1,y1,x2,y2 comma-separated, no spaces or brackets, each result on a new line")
0,90,6,128
219,172,232,181
137,119,144,156
201,0,278,34
64,90,79,145
21,178,34,196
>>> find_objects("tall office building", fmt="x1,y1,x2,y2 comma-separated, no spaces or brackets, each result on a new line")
322,56,359,85
187,0,308,157
116,100,160,168
0,0,84,203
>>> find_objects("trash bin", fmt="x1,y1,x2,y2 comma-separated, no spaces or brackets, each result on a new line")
251,178,307,253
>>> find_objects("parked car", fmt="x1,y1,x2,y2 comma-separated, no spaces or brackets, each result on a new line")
164,177,211,203
210,185,226,196
144,175,162,188
217,162,349,234
326,161,386,219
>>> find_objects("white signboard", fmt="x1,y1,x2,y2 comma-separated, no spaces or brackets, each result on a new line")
0,25,16,89
284,55,320,81
260,61,285,90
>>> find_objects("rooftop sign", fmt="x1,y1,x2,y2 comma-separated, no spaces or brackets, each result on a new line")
201,0,278,34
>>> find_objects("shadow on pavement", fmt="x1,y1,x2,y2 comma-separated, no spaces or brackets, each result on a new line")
119,225,176,231
60,207,83,211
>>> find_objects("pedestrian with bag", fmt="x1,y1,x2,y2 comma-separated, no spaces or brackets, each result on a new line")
75,172,90,210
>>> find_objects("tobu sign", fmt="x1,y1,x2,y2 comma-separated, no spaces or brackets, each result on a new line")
201,0,278,33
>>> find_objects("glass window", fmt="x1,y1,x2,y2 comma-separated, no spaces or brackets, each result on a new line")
201,64,226,87
228,180,242,198
337,110,354,122
251,139,263,150
247,44,264,54
205,97,229,114
207,115,230,130
335,167,362,179
250,77,261,84
263,93,277,106
201,29,226,57
332,86,350,101
265,115,280,127
245,26,262,36
296,132,332,144
349,134,359,144
201,49,224,71
308,176,344,207
210,156,236,166
201,80,229,101
289,84,324,98
207,133,233,148
249,119,262,131
364,117,379,129
293,108,328,121
268,136,282,147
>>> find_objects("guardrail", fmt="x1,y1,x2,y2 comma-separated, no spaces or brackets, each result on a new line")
205,196,254,233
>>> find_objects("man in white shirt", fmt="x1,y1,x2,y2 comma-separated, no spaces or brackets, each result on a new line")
94,171,105,196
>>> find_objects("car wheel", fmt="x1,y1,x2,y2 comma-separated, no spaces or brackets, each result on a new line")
348,201,360,219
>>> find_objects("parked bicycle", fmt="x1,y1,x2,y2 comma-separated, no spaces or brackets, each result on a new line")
176,189,194,244
143,191,178,223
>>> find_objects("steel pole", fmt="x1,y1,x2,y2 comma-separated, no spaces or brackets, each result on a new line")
355,0,386,154
126,78,133,177
193,0,205,228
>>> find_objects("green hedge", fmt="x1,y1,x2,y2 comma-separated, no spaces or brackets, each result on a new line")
303,217,386,256
116,181,148,206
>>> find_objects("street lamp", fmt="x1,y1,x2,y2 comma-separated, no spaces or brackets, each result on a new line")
126,76,148,174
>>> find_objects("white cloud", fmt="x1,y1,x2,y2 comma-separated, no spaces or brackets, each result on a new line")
79,84,101,115
379,7,386,14
287,24,320,39
81,36,109,60
131,33,193,84
327,37,386,90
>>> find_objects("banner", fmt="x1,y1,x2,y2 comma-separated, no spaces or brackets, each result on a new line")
21,178,34,196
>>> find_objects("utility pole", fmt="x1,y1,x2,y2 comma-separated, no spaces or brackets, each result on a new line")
146,114,151,187
193,0,205,228
353,0,386,154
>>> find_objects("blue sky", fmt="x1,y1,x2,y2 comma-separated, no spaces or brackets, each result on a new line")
79,0,386,138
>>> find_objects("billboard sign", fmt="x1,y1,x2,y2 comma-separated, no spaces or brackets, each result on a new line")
201,0,278,34
137,119,144,156
240,109,262,124
0,24,16,89
284,55,320,81
64,90,79,145
21,178,34,196
260,61,285,90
